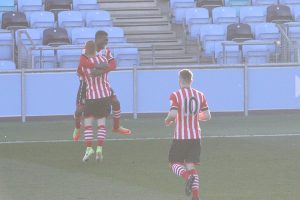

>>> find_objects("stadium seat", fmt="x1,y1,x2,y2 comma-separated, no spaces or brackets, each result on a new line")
279,0,300,4
97,27,126,44
170,0,195,23
185,8,211,39
43,27,70,46
212,7,239,24
57,45,82,68
227,23,254,42
0,60,16,70
73,0,100,10
266,5,294,23
199,24,228,55
214,41,241,64
1,11,28,30
285,22,300,42
242,40,271,64
71,27,95,45
225,0,251,6
0,0,15,12
254,23,280,42
31,46,56,68
239,6,267,24
45,0,71,13
15,28,43,46
30,11,55,28
17,0,43,12
252,0,278,5
112,47,140,67
0,29,14,60
58,11,84,29
85,10,112,27
289,5,300,22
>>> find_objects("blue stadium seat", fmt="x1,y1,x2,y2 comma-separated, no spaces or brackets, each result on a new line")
185,8,211,39
212,7,239,24
58,11,84,30
57,45,82,68
214,41,241,64
289,5,300,22
85,10,112,27
0,60,16,70
170,0,195,23
242,40,271,64
199,24,228,55
112,47,139,67
285,22,300,42
239,6,267,23
17,0,43,12
15,28,43,46
71,27,95,44
73,0,99,10
252,0,278,6
0,29,14,60
279,0,300,5
30,11,55,28
0,0,15,12
97,27,126,44
31,46,56,68
225,0,251,6
254,23,280,42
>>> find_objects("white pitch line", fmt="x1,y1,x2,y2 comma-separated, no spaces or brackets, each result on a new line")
1,133,300,145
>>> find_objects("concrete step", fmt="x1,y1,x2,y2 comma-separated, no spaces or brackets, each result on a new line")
100,7,161,16
113,16,169,23
139,48,186,55
125,31,177,39
118,23,171,32
140,55,200,65
99,0,157,8
130,39,183,46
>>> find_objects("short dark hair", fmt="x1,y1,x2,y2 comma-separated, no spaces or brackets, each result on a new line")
95,31,108,39
179,69,193,83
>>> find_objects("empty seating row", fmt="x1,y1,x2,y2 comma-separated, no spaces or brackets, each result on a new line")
1,10,112,30
213,40,277,64
16,27,126,46
172,3,300,23
0,0,99,12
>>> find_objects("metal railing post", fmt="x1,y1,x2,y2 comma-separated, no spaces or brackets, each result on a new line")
21,67,26,122
133,64,138,119
244,62,249,117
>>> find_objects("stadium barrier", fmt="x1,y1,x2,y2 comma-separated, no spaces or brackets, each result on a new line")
1,63,300,122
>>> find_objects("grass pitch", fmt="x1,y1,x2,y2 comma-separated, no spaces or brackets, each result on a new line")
0,113,299,200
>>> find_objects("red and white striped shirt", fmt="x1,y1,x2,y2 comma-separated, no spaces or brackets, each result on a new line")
77,55,111,100
169,87,209,140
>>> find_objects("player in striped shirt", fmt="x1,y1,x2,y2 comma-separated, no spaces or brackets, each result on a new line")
73,31,131,141
165,69,211,200
77,41,112,162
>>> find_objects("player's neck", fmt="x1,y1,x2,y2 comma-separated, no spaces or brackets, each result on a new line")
180,84,191,89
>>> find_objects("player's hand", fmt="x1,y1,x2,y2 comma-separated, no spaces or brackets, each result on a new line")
91,68,105,77
76,104,84,114
165,119,174,126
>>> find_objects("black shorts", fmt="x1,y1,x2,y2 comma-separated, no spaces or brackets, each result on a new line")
168,139,201,164
84,97,111,118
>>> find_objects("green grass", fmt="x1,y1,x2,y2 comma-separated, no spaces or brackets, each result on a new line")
0,113,300,200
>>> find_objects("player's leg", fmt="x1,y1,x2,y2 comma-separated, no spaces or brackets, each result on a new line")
111,91,131,135
95,97,111,161
82,117,95,162
185,139,201,200
96,117,106,161
73,80,86,141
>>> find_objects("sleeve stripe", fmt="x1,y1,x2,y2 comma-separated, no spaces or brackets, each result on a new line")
200,107,208,111
170,106,178,111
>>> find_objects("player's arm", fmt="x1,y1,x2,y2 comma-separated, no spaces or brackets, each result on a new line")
102,48,117,73
165,93,179,126
199,94,211,121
